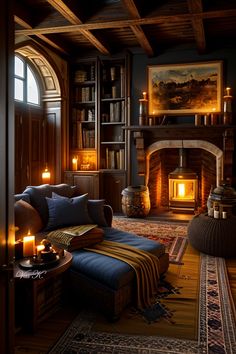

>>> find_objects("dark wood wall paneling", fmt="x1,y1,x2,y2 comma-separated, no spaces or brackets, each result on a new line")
15,104,44,193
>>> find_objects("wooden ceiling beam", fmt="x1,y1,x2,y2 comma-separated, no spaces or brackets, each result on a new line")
187,0,206,53
121,0,154,57
46,0,110,55
122,0,141,18
130,25,154,57
15,8,236,36
14,16,69,55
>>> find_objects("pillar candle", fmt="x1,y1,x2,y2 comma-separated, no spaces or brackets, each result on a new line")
23,235,35,257
213,210,219,219
222,211,227,219
208,208,214,217
42,167,51,184
72,157,78,171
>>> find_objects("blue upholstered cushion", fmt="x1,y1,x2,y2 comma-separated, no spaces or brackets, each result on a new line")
52,193,108,227
23,184,79,226
45,193,92,231
71,227,165,290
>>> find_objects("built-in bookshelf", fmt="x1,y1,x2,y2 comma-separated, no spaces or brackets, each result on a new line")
99,57,127,171
70,59,97,170
67,53,130,211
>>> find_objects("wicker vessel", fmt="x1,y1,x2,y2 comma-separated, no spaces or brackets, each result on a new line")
121,185,150,218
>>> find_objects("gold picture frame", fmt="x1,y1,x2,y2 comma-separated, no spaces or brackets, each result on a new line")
148,61,223,115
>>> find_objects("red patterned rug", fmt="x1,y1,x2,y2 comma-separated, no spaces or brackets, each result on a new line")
112,217,188,264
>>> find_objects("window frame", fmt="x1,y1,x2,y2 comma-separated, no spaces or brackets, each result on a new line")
14,54,41,106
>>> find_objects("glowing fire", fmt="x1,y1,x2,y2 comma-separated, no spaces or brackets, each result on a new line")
178,183,185,197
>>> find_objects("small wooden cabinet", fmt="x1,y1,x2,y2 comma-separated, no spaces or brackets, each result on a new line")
64,171,100,199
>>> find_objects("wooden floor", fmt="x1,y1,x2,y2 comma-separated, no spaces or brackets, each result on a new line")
115,207,195,222
14,258,236,354
14,306,77,354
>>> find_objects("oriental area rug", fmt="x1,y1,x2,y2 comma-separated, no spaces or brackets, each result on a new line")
112,217,188,264
49,220,236,354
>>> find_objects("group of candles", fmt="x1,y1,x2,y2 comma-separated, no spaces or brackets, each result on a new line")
208,207,227,219
22,234,44,258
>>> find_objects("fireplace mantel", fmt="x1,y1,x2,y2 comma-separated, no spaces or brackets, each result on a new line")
124,124,236,184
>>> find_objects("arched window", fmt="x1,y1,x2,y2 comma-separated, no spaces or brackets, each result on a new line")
14,55,40,105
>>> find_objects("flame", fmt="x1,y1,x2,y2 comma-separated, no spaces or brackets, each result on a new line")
178,183,185,197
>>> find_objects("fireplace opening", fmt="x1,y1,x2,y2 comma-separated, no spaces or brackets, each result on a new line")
168,148,198,213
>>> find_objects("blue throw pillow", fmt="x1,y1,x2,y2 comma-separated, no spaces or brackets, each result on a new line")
45,193,92,231
87,200,108,227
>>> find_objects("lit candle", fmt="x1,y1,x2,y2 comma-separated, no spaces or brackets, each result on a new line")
139,92,148,125
42,165,51,184
226,87,231,97
208,208,214,217
36,245,45,257
72,156,78,171
23,234,35,257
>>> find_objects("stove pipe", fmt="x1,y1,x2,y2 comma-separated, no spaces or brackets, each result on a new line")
169,148,197,179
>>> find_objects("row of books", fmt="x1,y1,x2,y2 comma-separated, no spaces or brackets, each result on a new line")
74,86,95,102
101,101,125,123
105,148,125,169
72,108,95,122
72,121,95,149
74,66,95,83
102,65,125,97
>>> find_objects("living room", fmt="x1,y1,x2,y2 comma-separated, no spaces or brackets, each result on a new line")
1,1,236,353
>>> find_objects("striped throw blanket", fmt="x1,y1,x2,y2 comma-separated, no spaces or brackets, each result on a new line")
85,240,160,310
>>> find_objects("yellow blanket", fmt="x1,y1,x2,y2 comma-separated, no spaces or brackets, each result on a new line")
85,240,160,310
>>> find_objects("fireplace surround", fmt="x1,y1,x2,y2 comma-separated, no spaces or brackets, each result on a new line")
126,125,235,212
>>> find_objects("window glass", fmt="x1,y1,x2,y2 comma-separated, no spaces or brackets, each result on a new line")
14,55,40,105
15,56,24,78
27,66,39,105
14,78,24,101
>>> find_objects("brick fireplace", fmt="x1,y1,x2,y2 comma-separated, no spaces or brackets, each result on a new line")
128,125,235,213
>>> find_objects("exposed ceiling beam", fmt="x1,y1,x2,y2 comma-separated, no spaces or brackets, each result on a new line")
188,0,206,53
46,0,110,55
122,0,154,57
15,9,236,36
129,25,154,57
122,0,141,18
14,15,69,55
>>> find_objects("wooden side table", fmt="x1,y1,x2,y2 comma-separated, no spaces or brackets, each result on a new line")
14,251,72,332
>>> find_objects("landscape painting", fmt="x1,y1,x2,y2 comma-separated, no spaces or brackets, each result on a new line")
148,61,223,115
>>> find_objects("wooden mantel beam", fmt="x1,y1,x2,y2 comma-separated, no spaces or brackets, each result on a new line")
15,9,236,36
121,0,154,57
187,0,206,54
46,0,110,55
